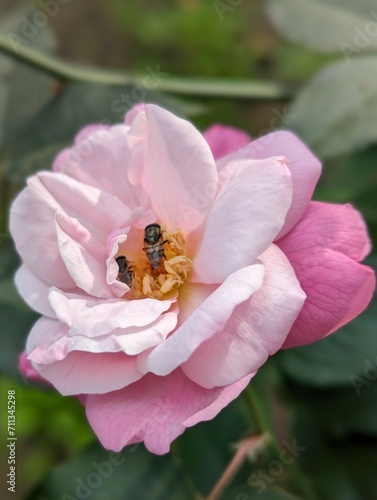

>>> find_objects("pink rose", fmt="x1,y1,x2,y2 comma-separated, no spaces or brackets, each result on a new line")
12,104,374,455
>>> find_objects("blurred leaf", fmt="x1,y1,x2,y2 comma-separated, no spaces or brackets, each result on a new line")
291,387,377,500
176,396,251,496
0,7,58,150
223,484,301,500
314,148,377,204
275,301,377,388
287,56,377,158
5,82,205,182
0,237,38,380
33,442,198,500
0,376,94,500
265,0,377,54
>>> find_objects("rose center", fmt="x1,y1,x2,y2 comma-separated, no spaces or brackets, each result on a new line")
118,227,192,300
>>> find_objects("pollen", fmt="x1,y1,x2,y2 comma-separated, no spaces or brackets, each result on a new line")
127,227,192,300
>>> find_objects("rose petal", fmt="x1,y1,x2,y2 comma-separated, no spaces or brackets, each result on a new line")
217,131,322,239
26,304,178,364
279,201,372,262
54,211,128,299
74,124,111,145
127,104,218,235
55,125,143,208
15,265,55,317
48,288,176,338
192,157,292,283
278,248,375,348
10,173,131,287
203,124,251,160
19,351,48,383
183,245,305,388
85,369,253,454
137,262,265,376
27,318,143,395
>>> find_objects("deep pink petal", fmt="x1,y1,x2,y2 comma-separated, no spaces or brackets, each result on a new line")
18,351,48,384
279,201,372,262
192,157,292,283
279,248,375,348
137,262,265,376
203,124,251,160
217,131,321,239
278,201,375,347
15,265,55,317
127,104,218,235
183,245,305,388
85,369,253,454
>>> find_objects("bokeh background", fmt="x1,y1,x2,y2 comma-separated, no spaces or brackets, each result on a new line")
0,1,377,499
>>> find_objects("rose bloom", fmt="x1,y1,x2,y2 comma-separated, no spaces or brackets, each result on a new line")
12,104,374,455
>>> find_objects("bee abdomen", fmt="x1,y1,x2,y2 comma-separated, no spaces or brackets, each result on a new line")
144,243,166,269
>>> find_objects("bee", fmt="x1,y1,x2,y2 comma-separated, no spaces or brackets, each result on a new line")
116,256,133,287
143,223,167,270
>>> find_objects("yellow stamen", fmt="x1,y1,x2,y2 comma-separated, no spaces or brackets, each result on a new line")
126,227,192,300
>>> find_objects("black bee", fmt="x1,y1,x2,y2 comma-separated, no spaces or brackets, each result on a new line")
143,223,167,270
116,256,133,287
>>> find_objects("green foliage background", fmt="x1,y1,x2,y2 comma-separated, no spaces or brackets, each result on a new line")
0,1,376,499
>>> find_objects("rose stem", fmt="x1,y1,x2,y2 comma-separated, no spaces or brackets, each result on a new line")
243,383,320,500
0,32,295,101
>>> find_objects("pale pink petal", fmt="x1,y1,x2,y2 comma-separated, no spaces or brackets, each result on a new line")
36,172,131,241
48,288,176,338
54,211,127,299
10,173,132,287
74,124,111,145
10,179,75,289
137,262,265,376
26,318,142,395
26,304,177,363
127,104,218,234
85,369,253,454
217,131,321,239
124,103,146,125
278,248,375,348
192,157,292,283
15,265,55,317
52,148,70,172
279,201,372,262
203,124,251,160
35,351,143,396
57,125,141,208
183,245,306,388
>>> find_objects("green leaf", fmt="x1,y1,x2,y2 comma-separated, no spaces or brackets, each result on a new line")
290,385,377,499
223,485,301,500
314,148,377,204
33,442,198,500
275,300,377,388
265,0,377,54
287,56,377,158
5,82,205,183
0,7,58,151
176,396,251,495
0,237,38,380
0,376,94,499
